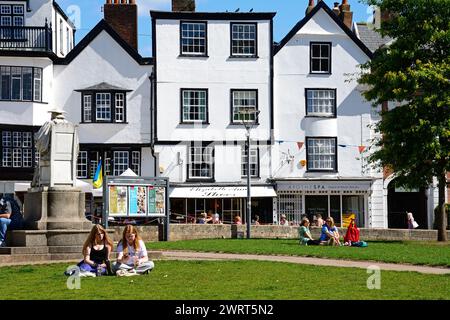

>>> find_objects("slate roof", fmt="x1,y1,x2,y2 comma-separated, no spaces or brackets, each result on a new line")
355,23,392,53
75,82,131,92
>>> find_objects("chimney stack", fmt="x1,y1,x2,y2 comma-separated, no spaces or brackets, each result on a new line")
104,0,138,50
305,0,315,15
339,0,353,29
172,0,195,12
333,2,340,16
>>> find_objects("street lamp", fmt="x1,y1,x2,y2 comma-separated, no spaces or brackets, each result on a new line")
238,108,260,239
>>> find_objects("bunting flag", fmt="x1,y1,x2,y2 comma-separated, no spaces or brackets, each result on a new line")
358,146,366,153
296,141,304,150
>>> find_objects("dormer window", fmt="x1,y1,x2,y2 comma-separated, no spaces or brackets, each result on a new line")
180,21,207,56
310,42,331,74
76,83,131,124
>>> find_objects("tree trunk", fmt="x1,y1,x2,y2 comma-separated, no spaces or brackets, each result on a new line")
437,173,448,242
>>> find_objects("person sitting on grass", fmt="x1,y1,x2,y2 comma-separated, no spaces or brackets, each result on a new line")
319,217,341,246
298,217,320,246
113,224,154,275
76,224,114,276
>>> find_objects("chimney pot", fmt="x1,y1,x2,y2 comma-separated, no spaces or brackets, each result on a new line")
104,0,138,50
306,0,315,15
333,2,340,15
172,0,196,12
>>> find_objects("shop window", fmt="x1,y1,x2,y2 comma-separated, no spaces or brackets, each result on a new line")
305,195,328,223
342,195,364,228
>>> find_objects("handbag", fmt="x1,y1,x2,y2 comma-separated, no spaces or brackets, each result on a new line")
412,221,419,229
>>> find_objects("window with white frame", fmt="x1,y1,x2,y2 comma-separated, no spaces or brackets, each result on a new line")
189,145,213,179
182,89,208,123
0,4,23,39
1,130,34,168
95,93,111,121
310,42,331,74
131,151,140,175
307,137,337,171
241,147,259,177
115,93,124,122
306,89,336,116
180,22,207,55
59,19,63,55
232,90,257,123
83,95,92,122
113,151,129,176
66,27,70,53
0,66,42,102
77,151,88,178
81,91,126,123
231,23,257,57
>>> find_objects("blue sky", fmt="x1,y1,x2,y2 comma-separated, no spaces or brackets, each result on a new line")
56,0,374,57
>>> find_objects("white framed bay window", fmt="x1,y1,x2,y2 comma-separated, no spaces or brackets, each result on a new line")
306,137,337,171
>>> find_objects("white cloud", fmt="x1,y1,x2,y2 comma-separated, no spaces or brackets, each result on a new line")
136,0,171,15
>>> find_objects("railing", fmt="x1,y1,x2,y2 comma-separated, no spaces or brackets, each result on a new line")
0,25,52,52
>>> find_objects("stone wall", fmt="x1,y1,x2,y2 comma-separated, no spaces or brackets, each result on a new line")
109,224,450,242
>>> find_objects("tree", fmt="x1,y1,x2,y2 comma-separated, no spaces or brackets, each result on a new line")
359,0,450,241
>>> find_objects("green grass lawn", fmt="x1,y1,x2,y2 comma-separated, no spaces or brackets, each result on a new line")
148,239,450,267
0,261,449,300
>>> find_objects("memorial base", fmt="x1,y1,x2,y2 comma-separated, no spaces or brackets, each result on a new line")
24,187,91,230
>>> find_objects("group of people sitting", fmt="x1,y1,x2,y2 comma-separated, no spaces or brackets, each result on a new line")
298,216,367,247
68,224,154,277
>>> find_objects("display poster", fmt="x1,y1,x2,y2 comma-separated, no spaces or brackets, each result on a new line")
129,186,138,215
148,186,156,213
110,185,128,216
155,187,165,214
342,212,356,228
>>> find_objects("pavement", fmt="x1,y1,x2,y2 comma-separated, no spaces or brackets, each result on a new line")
160,250,450,275
0,250,449,275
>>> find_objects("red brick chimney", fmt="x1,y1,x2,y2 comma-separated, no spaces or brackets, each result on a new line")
305,0,315,15
104,0,138,50
172,0,195,12
339,0,353,29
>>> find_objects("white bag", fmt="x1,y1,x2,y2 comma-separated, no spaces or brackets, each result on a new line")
412,221,419,229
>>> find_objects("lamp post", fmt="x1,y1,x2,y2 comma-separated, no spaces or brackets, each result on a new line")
239,108,260,239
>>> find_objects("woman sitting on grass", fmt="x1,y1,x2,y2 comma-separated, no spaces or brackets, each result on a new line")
298,217,320,246
319,217,341,246
77,224,113,275
113,224,154,274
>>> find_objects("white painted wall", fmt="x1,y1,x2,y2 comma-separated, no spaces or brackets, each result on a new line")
0,56,53,126
273,8,373,179
53,31,152,145
155,19,272,142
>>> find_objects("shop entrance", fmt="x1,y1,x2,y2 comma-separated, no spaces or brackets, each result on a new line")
387,180,428,229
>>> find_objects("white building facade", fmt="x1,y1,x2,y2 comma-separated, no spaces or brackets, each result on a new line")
151,10,277,224
272,2,384,228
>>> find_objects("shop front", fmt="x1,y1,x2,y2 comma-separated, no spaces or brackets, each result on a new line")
169,185,276,224
275,180,373,227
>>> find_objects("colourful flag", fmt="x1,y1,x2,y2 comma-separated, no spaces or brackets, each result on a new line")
358,146,366,153
296,141,304,150
93,159,103,189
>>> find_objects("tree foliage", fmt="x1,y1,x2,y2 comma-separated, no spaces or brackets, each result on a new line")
359,0,450,187
359,0,450,239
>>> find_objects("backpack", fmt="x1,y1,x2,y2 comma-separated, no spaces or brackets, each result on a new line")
352,241,368,248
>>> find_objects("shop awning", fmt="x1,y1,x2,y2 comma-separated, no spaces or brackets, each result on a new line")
169,186,277,198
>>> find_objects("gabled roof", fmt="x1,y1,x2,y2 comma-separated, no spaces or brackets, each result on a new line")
274,1,373,58
54,19,153,66
75,82,132,92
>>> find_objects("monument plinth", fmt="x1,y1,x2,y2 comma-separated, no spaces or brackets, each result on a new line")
24,110,91,231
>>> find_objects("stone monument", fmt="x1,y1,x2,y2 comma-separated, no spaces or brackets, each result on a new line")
24,109,91,231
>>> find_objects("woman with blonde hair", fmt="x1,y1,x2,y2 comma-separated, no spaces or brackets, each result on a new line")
76,224,113,275
319,217,341,246
114,224,154,274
